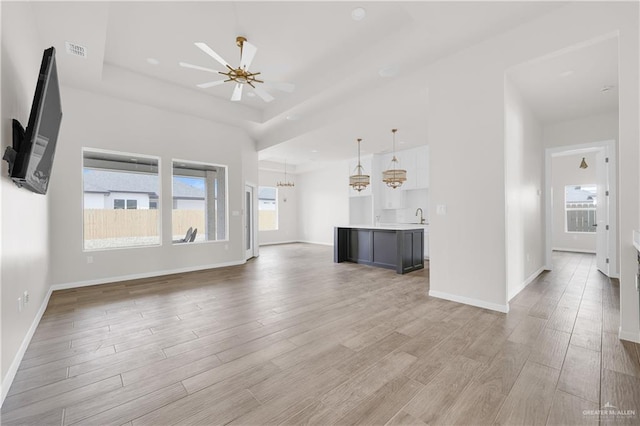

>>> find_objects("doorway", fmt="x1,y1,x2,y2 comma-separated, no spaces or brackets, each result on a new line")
245,184,258,260
544,140,617,277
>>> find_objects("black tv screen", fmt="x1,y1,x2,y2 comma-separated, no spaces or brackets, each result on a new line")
7,47,63,194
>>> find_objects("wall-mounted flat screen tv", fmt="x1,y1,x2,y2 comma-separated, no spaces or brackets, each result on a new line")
3,46,63,194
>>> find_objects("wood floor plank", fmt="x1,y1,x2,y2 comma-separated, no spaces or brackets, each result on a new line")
528,328,571,370
603,332,640,378
546,390,599,425
131,362,279,426
403,355,483,424
0,248,624,426
494,360,561,426
600,368,640,425
557,344,600,403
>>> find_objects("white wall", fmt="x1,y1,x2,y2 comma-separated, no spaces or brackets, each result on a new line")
84,192,106,209
175,199,204,210
49,87,256,287
544,111,618,149
552,152,597,253
504,78,545,301
427,1,638,326
1,1,52,400
258,169,298,245
297,162,349,245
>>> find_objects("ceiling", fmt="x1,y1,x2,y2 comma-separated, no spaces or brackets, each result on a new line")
26,1,618,171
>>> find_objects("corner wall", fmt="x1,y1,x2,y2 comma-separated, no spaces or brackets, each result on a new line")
48,87,256,287
1,1,52,401
297,162,349,246
504,78,545,301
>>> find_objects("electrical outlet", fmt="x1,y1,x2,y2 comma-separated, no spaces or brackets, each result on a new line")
23,291,29,305
18,297,23,312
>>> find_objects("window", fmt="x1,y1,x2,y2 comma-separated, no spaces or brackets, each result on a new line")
258,186,278,231
172,160,227,243
565,185,597,233
114,199,138,209
83,149,160,250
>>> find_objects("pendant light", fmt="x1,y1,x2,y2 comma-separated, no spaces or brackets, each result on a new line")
349,138,370,192
579,157,588,169
277,160,295,187
382,128,406,189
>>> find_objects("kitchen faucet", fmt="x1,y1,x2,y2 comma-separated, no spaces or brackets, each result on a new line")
415,208,425,224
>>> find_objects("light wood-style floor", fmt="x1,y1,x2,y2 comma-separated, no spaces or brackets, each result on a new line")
2,244,640,425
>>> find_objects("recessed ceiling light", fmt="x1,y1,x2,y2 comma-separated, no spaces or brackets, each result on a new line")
146,58,160,65
601,85,615,93
311,150,318,153
559,70,574,78
379,65,399,78
351,7,366,21
286,114,301,121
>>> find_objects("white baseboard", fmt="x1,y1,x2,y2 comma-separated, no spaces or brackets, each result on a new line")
297,240,333,247
552,247,596,254
1,286,53,406
259,240,298,247
508,266,545,301
429,290,509,314
51,260,246,291
619,326,640,344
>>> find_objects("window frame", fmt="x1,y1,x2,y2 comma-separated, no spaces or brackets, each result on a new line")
82,147,162,252
564,184,597,234
171,158,229,244
258,186,279,231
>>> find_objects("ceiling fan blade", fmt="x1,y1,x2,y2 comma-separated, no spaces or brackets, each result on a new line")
195,42,230,68
253,86,274,103
231,83,243,101
240,40,258,70
179,62,220,73
264,81,295,93
197,80,226,89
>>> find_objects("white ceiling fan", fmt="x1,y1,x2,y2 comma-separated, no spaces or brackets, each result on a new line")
180,36,294,103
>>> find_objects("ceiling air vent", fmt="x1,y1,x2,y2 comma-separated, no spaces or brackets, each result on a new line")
65,41,87,58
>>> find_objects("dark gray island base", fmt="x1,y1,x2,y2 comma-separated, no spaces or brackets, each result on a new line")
334,226,424,274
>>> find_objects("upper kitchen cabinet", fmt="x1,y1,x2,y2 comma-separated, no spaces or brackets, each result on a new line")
348,154,373,197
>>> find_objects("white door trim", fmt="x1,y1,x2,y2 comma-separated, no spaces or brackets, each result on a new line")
544,140,617,276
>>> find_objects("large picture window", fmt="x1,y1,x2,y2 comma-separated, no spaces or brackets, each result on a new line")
258,186,278,231
565,184,597,233
83,149,160,250
172,160,227,243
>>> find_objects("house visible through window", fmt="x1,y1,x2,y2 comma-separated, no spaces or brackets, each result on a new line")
172,160,227,243
565,184,597,233
258,186,278,231
83,149,160,250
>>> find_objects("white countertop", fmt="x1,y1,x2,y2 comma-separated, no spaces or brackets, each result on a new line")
634,230,640,252
337,224,428,231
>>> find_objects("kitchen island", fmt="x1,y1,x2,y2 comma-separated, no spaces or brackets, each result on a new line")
334,225,424,274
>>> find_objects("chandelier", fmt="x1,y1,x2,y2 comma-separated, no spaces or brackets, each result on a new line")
277,160,295,187
349,138,370,192
382,128,406,189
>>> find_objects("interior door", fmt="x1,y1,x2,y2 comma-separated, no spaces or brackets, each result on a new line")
595,150,609,275
245,185,254,260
